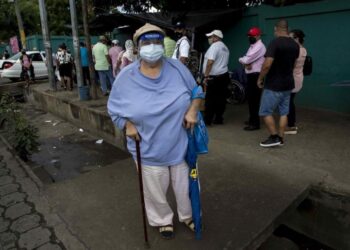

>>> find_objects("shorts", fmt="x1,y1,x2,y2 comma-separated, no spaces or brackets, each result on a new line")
259,89,291,116
58,63,72,78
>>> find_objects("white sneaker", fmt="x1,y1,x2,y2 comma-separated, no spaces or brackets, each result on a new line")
284,127,298,135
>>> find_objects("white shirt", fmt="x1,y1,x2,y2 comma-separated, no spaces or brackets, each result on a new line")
56,50,72,65
172,36,190,60
203,41,229,76
239,39,266,74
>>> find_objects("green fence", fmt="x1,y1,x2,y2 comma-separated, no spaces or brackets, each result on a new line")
224,0,350,113
26,35,99,56
0,44,11,58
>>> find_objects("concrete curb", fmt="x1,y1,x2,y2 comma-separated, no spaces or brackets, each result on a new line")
0,134,44,190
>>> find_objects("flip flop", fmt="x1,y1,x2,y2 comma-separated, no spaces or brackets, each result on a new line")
159,225,174,239
183,219,195,232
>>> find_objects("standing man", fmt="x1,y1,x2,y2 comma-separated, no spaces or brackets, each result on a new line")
80,42,90,86
202,30,230,125
109,39,123,77
172,21,190,65
239,27,266,131
257,19,299,147
92,35,115,96
164,29,176,58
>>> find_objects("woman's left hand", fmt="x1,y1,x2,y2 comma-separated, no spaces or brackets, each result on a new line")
184,109,197,130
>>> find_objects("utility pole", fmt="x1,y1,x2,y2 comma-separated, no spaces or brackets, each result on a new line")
38,0,56,90
9,0,26,49
81,0,97,99
69,0,84,99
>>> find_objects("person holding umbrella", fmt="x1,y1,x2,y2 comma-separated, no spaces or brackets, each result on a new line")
107,23,204,240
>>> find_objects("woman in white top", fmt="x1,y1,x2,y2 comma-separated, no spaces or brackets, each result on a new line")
285,29,307,135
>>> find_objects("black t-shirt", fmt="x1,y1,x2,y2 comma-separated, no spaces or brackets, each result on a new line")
265,37,299,91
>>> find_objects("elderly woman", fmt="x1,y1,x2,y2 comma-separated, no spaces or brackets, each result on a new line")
107,23,203,239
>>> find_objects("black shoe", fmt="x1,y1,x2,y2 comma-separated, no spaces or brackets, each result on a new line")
244,125,260,131
244,121,250,125
278,136,284,146
260,135,282,147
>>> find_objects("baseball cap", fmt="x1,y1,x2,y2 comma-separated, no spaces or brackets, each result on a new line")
112,39,119,44
133,23,165,44
206,30,223,39
247,27,262,37
175,21,185,29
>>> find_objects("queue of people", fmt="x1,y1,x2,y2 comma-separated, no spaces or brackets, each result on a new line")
238,20,307,147
52,35,139,95
50,18,306,149
50,22,307,239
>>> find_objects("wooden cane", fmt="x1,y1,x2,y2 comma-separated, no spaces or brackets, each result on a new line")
135,140,150,248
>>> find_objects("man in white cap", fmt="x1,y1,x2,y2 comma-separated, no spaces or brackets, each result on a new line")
202,29,230,125
109,39,123,77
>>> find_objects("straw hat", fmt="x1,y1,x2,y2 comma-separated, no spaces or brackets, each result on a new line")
133,23,165,44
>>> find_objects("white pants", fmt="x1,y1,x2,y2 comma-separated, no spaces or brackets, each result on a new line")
141,162,192,227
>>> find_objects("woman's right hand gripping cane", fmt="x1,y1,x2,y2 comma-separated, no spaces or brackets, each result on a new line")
125,121,141,141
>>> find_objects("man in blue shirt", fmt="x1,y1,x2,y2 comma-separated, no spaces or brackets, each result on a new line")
80,42,90,86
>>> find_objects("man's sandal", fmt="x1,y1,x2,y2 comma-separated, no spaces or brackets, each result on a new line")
159,225,174,239
183,219,195,232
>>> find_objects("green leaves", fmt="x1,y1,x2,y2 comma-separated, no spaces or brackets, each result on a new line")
0,94,39,161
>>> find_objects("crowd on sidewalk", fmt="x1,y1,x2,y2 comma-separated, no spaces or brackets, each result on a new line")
49,17,308,148
104,18,309,240
10,16,309,242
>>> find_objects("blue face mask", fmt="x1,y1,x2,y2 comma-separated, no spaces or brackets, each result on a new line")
139,44,164,63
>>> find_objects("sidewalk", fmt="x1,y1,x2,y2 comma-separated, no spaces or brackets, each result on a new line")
5,82,350,249
39,100,350,249
0,137,86,250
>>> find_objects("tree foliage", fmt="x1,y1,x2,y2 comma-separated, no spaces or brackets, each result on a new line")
0,0,41,41
91,0,261,12
0,0,263,41
0,0,92,41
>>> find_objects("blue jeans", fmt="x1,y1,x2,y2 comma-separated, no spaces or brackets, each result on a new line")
97,69,115,93
259,89,291,116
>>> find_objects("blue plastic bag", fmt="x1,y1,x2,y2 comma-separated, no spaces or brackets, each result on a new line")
194,112,208,154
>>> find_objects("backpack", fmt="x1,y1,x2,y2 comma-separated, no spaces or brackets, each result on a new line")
175,37,199,76
303,55,312,76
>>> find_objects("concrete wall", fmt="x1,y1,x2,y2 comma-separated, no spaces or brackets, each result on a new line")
32,88,126,151
224,0,350,113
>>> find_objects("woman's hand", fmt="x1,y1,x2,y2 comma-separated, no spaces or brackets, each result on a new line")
125,121,141,141
184,109,197,130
